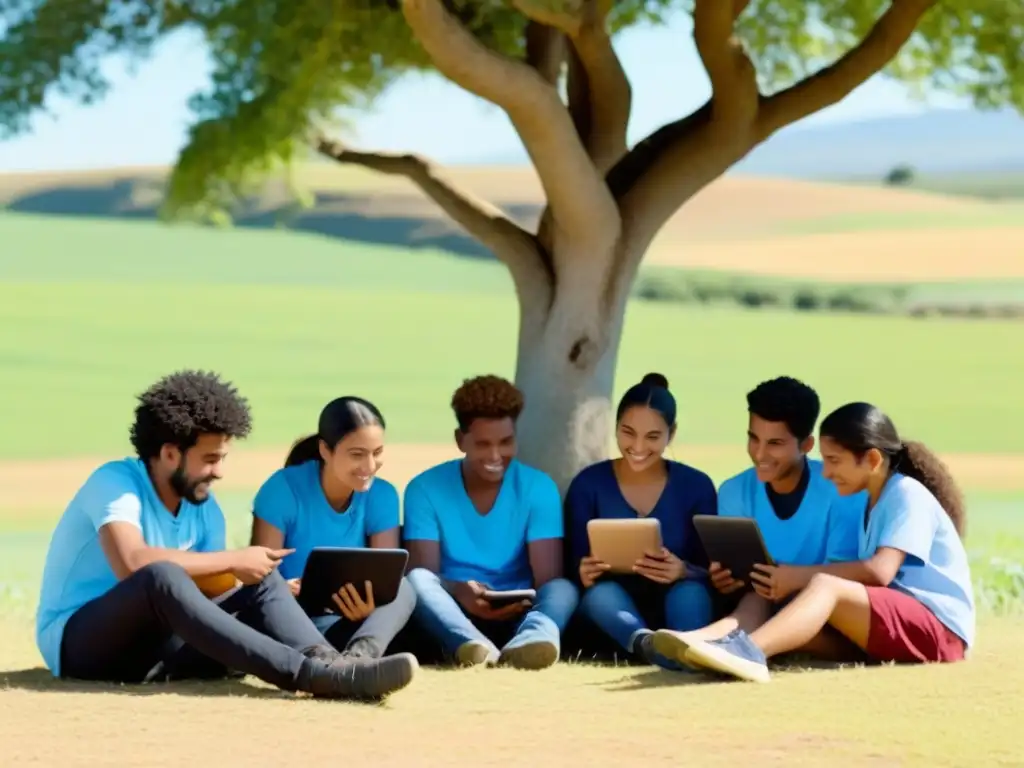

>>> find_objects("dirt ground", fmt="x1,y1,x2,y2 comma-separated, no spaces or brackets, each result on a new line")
1,444,1021,513
1,616,1022,766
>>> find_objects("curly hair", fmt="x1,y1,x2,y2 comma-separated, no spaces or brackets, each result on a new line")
130,370,253,459
746,376,820,440
450,375,524,432
819,402,966,538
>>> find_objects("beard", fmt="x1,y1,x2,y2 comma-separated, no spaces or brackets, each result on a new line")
170,461,213,505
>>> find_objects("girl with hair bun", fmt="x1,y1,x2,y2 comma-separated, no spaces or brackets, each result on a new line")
250,396,416,662
652,401,975,683
564,373,718,669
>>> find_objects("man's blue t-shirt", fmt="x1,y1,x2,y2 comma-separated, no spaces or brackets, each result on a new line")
252,459,400,580
564,459,717,578
717,459,862,566
35,458,226,676
860,472,976,648
402,459,563,591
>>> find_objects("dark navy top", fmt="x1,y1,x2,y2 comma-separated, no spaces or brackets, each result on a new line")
563,459,718,582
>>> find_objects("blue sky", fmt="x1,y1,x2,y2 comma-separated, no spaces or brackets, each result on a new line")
0,11,958,172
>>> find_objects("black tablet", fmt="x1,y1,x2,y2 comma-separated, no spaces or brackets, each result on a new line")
297,547,409,616
482,588,536,608
692,515,774,583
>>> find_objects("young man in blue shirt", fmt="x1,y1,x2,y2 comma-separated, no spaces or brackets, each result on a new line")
653,376,863,664
403,375,578,670
35,370,416,700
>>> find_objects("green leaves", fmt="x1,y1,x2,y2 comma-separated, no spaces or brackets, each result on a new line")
2,0,1021,220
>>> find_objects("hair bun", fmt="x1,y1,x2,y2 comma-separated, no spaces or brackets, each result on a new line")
641,372,669,389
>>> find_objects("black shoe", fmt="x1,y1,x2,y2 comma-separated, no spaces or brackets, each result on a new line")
305,652,419,701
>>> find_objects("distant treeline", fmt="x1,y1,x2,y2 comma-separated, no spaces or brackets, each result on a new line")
633,269,1024,320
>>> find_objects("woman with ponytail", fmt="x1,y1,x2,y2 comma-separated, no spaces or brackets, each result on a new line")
250,397,416,660
652,402,975,683
565,373,718,669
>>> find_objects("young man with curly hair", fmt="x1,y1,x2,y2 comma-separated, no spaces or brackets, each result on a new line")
652,376,864,665
402,375,578,669
35,370,416,700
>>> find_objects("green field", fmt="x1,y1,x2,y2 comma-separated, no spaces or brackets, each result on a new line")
2,206,1022,765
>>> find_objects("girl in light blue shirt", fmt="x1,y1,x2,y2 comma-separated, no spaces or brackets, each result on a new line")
652,401,974,683
250,396,415,660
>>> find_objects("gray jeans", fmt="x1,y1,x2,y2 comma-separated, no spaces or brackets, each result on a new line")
310,577,416,657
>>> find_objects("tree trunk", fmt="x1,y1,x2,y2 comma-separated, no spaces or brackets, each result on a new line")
512,271,626,493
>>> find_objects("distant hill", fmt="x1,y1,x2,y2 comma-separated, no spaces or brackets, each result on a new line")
469,108,1024,181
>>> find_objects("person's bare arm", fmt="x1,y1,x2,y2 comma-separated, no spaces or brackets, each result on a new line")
527,538,564,587
406,539,441,573
250,517,286,549
369,528,401,549
790,547,906,588
99,522,240,580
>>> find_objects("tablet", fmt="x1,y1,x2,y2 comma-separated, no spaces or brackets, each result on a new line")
482,589,536,608
691,515,774,583
297,547,409,616
587,518,663,574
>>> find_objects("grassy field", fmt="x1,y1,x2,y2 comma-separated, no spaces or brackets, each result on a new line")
2,167,1023,765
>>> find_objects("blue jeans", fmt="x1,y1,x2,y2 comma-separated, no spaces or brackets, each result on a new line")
407,568,579,657
578,577,713,653
309,577,416,657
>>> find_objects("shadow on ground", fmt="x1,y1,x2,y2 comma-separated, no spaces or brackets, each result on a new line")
2,176,543,261
0,667,291,699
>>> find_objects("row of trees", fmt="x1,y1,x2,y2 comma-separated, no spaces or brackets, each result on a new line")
2,0,1021,488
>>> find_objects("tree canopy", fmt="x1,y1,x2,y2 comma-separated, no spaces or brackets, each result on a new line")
2,0,1022,222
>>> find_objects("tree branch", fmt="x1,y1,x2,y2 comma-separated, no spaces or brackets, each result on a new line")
758,0,937,139
518,0,631,174
400,0,620,250
524,21,565,86
609,0,758,266
316,138,552,294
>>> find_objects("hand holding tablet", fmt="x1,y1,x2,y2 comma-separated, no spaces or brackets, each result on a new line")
692,515,775,592
298,547,408,617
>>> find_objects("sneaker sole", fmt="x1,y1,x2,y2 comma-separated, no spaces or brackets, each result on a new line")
651,631,702,671
455,642,499,667
499,641,559,670
683,639,771,683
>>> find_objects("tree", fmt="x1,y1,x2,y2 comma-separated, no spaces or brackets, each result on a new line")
3,0,1022,489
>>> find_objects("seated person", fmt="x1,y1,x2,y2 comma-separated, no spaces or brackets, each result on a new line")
35,370,416,701
654,402,974,682
250,395,415,661
659,376,863,661
402,375,578,670
565,373,717,669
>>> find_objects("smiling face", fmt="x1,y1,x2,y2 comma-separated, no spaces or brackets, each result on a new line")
747,413,812,486
616,405,673,472
321,424,385,493
456,417,517,484
163,432,231,504
819,435,882,495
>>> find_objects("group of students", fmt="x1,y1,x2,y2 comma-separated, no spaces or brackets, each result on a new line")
34,368,976,700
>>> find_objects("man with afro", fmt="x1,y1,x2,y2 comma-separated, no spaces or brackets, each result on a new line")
402,374,578,670
652,376,864,665
36,369,417,700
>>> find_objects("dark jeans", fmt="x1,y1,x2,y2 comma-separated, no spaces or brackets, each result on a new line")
310,577,417,656
60,562,328,691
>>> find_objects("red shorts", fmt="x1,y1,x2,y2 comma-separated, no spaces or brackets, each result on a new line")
865,586,966,664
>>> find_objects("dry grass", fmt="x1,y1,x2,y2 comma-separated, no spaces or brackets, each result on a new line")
0,616,1021,766
1,445,1022,516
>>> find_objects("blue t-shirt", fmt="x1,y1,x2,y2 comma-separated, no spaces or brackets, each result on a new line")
252,460,400,580
564,459,717,579
717,459,862,566
859,473,975,648
402,459,563,591
35,458,226,676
